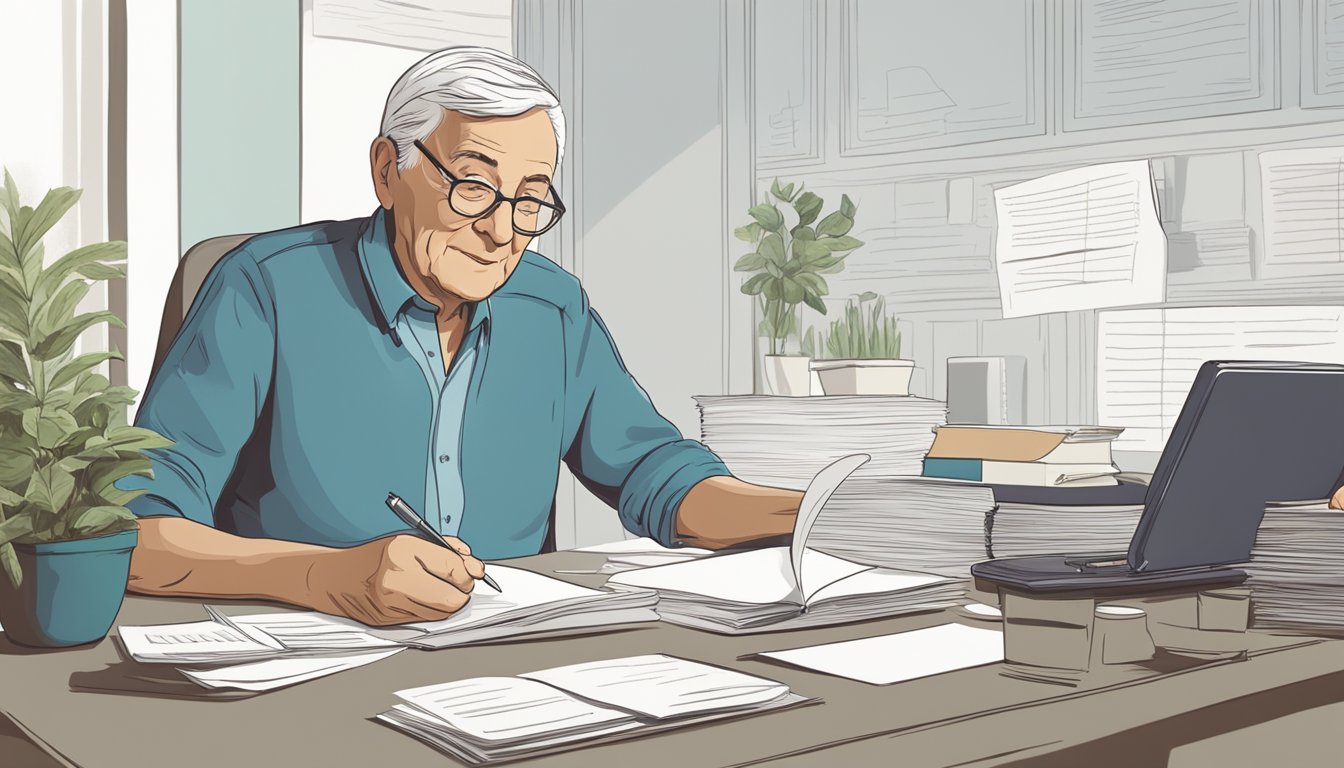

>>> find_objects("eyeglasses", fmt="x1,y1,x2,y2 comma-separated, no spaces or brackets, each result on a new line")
412,139,565,237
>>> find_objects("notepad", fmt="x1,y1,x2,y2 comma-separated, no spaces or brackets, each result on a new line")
376,654,810,765
607,455,963,633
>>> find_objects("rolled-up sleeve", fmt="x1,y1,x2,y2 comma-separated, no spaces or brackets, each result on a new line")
562,298,731,547
119,249,276,526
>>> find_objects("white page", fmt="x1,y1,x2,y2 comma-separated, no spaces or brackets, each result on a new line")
117,620,281,662
218,610,401,651
520,654,788,720
759,623,1004,685
395,677,633,742
397,565,604,635
180,647,403,691
1097,306,1344,451
608,547,870,607
790,453,870,604
807,567,952,604
1259,147,1344,268
994,160,1166,318
573,537,712,556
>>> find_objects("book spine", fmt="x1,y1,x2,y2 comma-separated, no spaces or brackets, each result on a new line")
922,458,983,482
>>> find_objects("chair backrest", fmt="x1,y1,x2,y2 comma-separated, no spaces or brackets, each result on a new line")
150,234,254,378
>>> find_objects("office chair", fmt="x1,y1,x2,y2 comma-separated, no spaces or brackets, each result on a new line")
149,233,254,377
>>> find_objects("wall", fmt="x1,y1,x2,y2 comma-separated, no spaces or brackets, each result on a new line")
517,0,742,546
179,0,299,252
742,0,1344,469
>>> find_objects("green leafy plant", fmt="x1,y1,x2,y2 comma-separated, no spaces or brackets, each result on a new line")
0,170,172,588
815,292,902,360
734,178,863,355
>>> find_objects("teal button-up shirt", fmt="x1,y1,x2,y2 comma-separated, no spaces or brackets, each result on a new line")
121,210,731,558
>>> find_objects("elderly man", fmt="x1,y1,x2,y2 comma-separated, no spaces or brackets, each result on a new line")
124,47,803,626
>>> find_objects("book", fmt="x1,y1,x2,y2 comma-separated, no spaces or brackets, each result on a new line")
926,424,1123,465
695,395,947,489
922,458,1120,487
375,654,813,765
607,455,963,633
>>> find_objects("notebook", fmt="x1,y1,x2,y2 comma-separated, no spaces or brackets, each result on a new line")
375,654,812,765
606,454,963,633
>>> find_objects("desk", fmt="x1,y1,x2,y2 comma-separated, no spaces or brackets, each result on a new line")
2,550,1343,768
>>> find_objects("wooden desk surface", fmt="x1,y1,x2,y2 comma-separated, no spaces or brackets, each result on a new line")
1,550,1341,768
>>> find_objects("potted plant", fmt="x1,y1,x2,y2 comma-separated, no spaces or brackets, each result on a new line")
0,171,172,648
734,178,863,396
809,292,914,395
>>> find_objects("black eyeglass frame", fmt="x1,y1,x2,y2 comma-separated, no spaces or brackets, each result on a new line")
412,139,565,236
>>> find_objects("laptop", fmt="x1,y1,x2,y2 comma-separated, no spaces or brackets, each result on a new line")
970,361,1344,594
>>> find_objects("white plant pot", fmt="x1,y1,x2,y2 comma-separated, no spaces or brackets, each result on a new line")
763,355,813,396
811,359,915,396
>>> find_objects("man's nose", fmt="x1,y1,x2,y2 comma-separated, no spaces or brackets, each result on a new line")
474,201,513,248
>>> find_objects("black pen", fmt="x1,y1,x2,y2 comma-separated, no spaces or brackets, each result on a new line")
385,492,502,593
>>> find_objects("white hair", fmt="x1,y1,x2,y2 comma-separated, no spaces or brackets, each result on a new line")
380,46,565,174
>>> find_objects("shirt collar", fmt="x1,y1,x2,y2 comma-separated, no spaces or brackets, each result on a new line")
357,208,491,334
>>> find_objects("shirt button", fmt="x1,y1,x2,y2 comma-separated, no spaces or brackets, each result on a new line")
438,454,450,463
444,515,452,524
427,350,436,357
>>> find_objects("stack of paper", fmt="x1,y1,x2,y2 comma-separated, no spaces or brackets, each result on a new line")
988,501,1142,559
118,565,659,691
1246,500,1344,632
608,456,963,633
376,654,810,764
807,476,995,578
695,395,946,489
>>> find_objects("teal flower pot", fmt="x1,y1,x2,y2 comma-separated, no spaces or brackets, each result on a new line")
0,528,137,648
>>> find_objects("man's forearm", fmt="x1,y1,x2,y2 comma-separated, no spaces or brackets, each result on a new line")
128,516,333,608
673,476,803,549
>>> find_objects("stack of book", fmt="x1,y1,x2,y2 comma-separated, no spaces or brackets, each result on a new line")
807,477,996,578
805,476,1146,578
695,395,946,489
1246,500,1344,633
922,424,1123,487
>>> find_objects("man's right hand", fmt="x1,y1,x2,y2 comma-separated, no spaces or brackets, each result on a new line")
1331,486,1344,510
303,534,487,626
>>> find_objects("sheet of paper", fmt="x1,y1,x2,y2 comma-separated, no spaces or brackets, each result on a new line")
572,537,712,556
396,565,602,635
180,648,403,692
608,547,870,607
117,620,281,663
1097,306,1344,451
994,160,1166,317
520,654,789,720
1259,147,1344,269
394,677,634,742
790,453,870,604
758,623,1004,685
213,609,400,652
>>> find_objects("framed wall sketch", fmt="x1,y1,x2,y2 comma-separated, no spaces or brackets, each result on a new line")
1063,0,1278,131
753,0,823,167
839,0,1045,156
1302,0,1344,108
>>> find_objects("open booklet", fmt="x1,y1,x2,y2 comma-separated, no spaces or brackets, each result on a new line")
607,454,964,633
117,565,659,686
375,654,813,765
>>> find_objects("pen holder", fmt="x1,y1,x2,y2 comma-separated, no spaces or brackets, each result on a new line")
1198,587,1252,632
1091,605,1156,666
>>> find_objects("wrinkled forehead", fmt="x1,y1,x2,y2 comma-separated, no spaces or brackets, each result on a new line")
427,109,558,175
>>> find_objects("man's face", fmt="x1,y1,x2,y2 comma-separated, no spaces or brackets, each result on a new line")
373,108,558,303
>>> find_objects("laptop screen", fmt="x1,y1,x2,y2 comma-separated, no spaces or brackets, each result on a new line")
1128,361,1344,571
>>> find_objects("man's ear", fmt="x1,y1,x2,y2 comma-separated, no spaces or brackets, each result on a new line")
370,136,399,209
